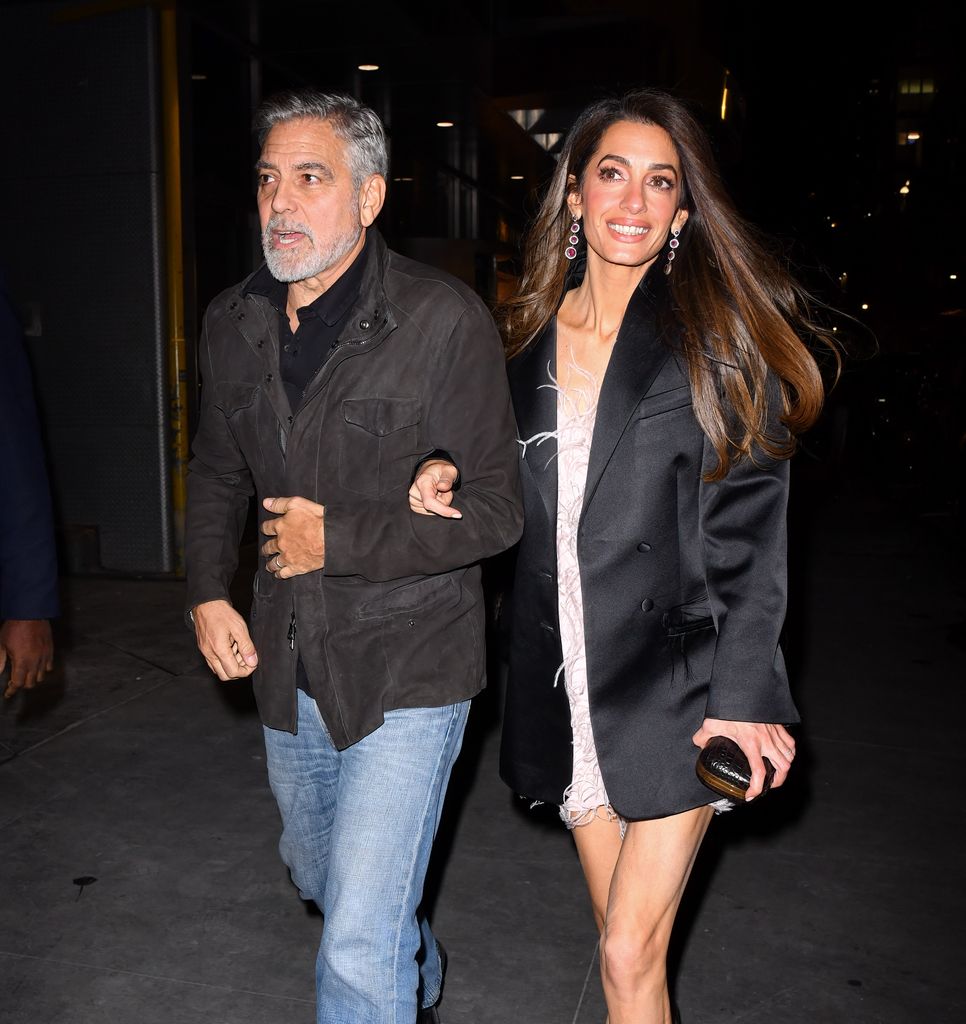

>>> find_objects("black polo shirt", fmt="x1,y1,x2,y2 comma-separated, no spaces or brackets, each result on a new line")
245,234,369,412
245,238,368,699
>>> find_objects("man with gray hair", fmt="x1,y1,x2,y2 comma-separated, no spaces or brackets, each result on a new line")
185,90,522,1022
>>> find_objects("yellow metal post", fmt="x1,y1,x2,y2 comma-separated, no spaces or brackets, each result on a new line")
160,2,188,574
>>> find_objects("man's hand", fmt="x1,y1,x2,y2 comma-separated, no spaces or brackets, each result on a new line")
692,718,796,801
408,460,462,519
261,496,326,578
0,619,54,698
192,599,258,680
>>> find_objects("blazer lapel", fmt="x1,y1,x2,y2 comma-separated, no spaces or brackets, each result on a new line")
509,320,557,525
581,282,671,519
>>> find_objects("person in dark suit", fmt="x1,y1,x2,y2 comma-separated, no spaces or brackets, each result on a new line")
411,90,837,1023
0,276,58,698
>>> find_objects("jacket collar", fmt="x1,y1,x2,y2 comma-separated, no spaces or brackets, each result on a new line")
580,275,670,519
509,319,558,527
508,271,672,526
229,229,398,424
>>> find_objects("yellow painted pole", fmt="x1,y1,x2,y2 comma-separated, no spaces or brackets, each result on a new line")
160,2,188,574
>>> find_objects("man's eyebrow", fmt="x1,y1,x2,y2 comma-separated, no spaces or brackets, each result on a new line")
253,159,335,181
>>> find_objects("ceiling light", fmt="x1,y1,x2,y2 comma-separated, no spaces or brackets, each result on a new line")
358,64,379,72
510,175,524,180
436,121,454,128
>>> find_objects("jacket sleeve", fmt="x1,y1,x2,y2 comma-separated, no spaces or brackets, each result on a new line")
698,385,800,724
322,300,523,582
0,285,60,620
184,312,254,611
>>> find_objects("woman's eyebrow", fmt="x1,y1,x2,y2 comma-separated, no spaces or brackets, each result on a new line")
596,154,678,174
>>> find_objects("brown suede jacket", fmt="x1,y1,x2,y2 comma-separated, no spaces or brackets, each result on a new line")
186,231,523,746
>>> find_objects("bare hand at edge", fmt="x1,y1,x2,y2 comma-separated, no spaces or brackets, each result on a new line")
1,619,54,698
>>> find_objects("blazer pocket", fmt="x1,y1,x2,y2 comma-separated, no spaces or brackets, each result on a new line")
634,384,692,420
339,397,422,497
662,596,713,635
358,575,459,620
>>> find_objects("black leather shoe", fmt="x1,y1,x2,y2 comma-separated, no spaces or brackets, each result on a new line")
417,941,447,1023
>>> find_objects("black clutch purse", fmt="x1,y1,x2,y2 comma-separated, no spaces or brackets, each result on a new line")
696,736,775,802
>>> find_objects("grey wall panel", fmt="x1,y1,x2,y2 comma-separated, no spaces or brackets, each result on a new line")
0,2,173,573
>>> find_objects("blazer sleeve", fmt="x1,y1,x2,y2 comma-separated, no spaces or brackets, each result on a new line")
184,311,254,611
323,300,524,582
0,285,59,621
697,381,799,724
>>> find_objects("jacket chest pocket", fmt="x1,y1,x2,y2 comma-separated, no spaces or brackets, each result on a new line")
213,382,271,470
339,397,422,497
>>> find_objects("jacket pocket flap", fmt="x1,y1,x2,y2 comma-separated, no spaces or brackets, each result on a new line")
663,595,713,632
213,382,259,416
635,384,692,420
358,575,459,620
343,397,421,436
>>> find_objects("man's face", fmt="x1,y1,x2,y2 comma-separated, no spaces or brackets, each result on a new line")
256,118,363,284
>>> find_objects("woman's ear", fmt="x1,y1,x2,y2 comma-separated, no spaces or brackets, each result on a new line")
672,207,689,233
566,173,581,221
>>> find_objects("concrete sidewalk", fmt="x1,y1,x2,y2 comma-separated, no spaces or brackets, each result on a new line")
2,486,964,1024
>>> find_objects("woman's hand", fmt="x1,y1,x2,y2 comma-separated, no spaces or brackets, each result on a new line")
692,718,796,800
408,460,462,518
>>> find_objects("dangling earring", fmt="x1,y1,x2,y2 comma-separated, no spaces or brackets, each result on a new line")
565,218,580,260
663,226,681,275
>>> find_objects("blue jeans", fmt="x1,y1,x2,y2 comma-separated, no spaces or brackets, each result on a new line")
263,687,470,1024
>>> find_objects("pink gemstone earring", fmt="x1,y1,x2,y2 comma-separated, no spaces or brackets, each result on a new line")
664,226,681,275
565,219,580,260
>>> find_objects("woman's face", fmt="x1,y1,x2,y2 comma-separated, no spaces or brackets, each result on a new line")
569,119,689,274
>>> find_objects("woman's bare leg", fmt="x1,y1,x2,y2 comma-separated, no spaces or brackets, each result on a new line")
572,805,713,1024
571,813,623,932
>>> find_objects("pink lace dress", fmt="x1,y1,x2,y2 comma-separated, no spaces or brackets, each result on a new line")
552,361,624,830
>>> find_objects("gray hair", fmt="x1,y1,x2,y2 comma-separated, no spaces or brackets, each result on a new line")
253,90,389,189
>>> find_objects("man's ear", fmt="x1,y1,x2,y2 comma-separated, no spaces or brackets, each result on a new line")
359,174,387,227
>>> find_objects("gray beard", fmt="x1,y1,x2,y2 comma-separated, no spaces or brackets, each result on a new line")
261,215,362,284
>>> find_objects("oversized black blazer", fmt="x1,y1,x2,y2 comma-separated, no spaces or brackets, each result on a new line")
499,274,799,820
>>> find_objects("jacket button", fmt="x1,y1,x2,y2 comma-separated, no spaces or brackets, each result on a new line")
641,598,654,612
359,319,371,330
637,542,652,552
257,338,265,348
228,300,238,311
266,373,274,382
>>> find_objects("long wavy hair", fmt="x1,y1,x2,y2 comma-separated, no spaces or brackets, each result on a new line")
499,89,838,478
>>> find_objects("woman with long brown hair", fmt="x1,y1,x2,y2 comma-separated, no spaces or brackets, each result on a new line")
411,88,835,1023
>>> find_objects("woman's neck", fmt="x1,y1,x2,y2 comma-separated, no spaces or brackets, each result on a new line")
560,252,654,342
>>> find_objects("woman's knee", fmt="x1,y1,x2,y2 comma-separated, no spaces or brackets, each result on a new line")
600,922,666,991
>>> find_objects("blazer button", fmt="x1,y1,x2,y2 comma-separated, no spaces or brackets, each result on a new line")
359,319,371,330
637,542,652,552
265,373,274,382
641,598,654,612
